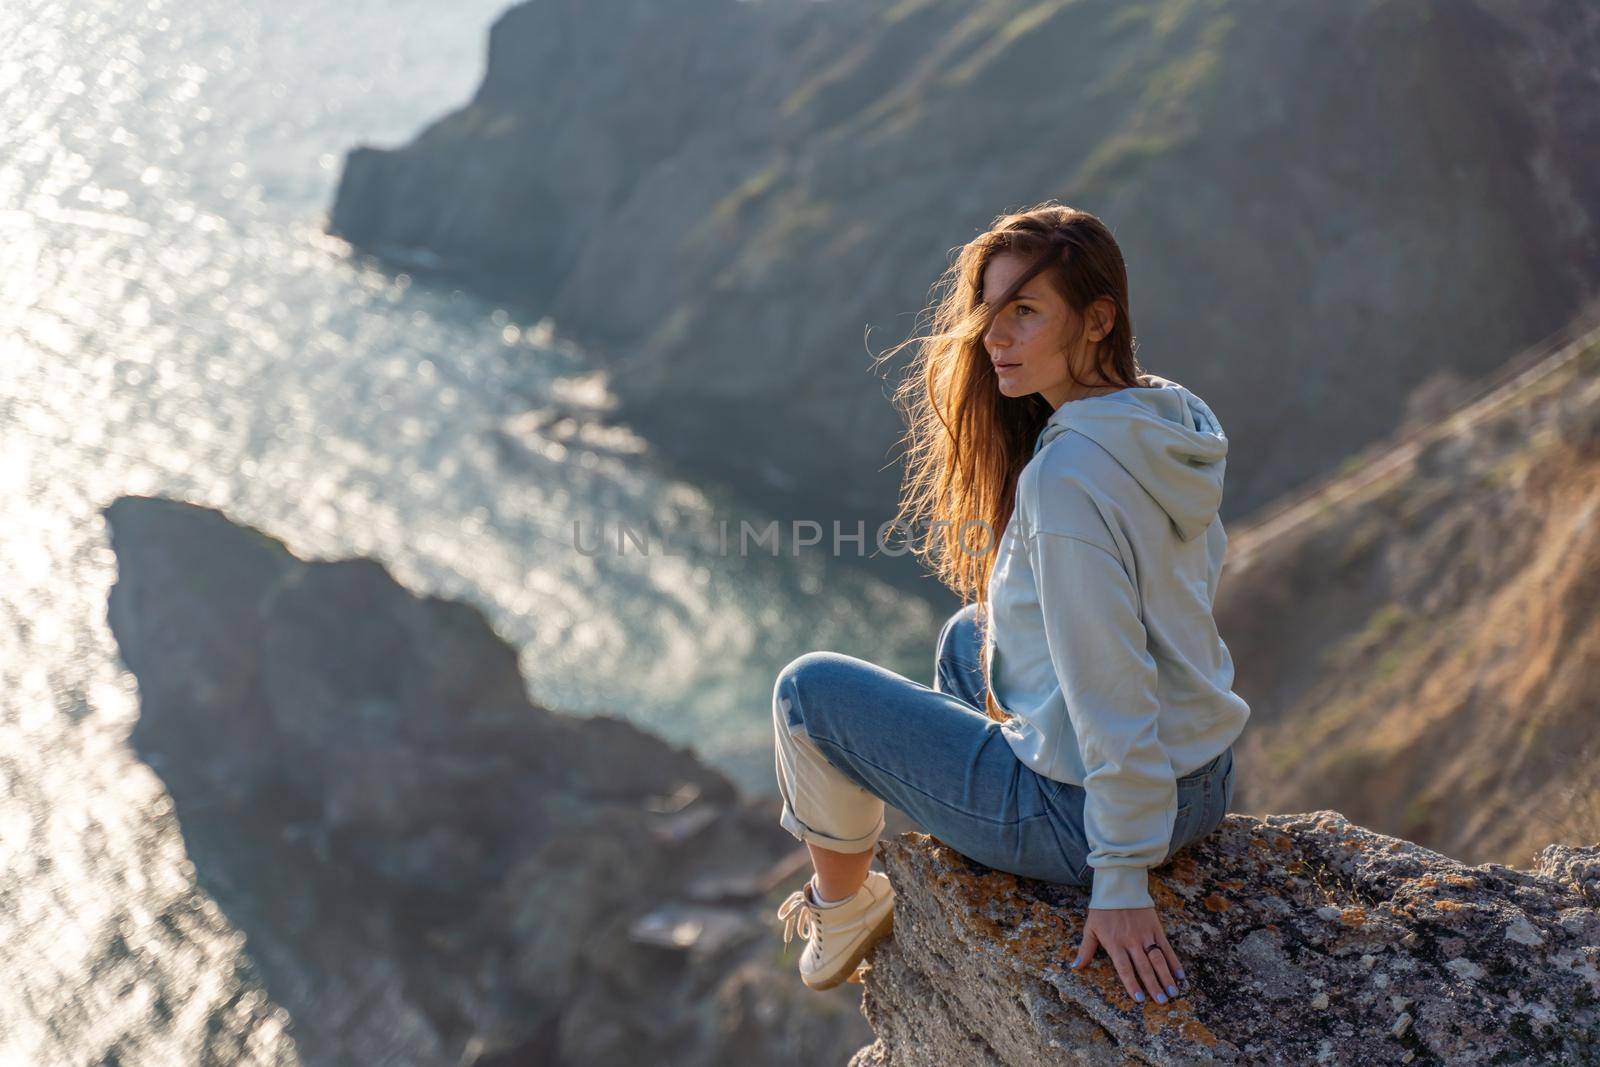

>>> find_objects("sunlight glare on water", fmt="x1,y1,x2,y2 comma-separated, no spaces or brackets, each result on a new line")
0,0,938,1061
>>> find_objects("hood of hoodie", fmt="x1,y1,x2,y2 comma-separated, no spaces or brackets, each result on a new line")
1031,373,1228,541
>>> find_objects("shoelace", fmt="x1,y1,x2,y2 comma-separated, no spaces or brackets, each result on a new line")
776,889,821,949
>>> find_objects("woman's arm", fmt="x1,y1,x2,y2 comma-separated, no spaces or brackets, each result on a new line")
1031,518,1189,1004
1029,525,1176,911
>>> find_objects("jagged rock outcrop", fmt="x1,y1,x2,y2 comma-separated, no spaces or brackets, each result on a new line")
326,0,1600,537
102,494,870,1067
851,816,1600,1065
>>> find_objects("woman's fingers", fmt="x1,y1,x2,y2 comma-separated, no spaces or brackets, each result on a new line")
1144,942,1177,998
1128,939,1168,1003
1074,910,1186,1005
1071,925,1100,969
1156,925,1186,986
1109,945,1142,1002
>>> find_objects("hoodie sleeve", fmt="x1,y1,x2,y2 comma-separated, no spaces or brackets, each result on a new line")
1028,526,1175,911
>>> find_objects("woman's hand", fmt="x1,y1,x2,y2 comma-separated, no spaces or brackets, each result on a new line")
1070,906,1186,1005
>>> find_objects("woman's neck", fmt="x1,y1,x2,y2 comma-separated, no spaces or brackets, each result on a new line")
1050,382,1125,408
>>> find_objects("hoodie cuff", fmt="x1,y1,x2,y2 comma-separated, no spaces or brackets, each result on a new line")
1088,864,1153,910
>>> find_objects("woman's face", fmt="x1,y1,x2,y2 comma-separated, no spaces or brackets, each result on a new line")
980,251,1116,409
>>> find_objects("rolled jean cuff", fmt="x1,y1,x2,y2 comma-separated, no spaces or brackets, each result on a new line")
779,803,885,854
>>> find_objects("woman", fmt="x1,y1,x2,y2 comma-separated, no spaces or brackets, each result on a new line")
771,203,1250,1005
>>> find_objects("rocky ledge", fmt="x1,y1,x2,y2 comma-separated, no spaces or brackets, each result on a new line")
852,817,1599,1065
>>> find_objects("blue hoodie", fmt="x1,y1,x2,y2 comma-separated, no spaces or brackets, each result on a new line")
983,372,1250,910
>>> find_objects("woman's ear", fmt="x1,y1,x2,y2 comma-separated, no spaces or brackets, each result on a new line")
1087,297,1116,343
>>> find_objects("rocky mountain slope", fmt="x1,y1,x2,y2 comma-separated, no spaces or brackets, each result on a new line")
326,0,1600,542
1216,309,1600,872
102,495,872,1067
850,823,1599,1064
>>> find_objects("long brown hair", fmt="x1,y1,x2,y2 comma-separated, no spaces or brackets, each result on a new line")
876,202,1151,723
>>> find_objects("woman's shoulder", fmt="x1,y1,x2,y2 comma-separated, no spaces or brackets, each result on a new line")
1017,436,1133,544
1025,430,1141,501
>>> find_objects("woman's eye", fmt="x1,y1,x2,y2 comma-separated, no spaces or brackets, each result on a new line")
1016,305,1034,317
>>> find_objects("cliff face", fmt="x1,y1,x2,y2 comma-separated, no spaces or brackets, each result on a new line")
851,821,1600,1065
1215,314,1600,871
327,0,1600,536
102,495,869,1067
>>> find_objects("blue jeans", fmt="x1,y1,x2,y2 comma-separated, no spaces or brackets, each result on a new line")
773,601,1234,886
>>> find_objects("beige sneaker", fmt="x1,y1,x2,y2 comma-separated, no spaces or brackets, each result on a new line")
776,871,896,991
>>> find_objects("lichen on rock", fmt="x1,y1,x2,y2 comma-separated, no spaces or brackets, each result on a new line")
850,814,1600,1065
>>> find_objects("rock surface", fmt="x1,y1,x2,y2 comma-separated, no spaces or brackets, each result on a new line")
102,493,871,1067
850,817,1600,1065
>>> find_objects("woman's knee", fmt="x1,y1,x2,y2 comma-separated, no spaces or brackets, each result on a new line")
773,650,855,733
